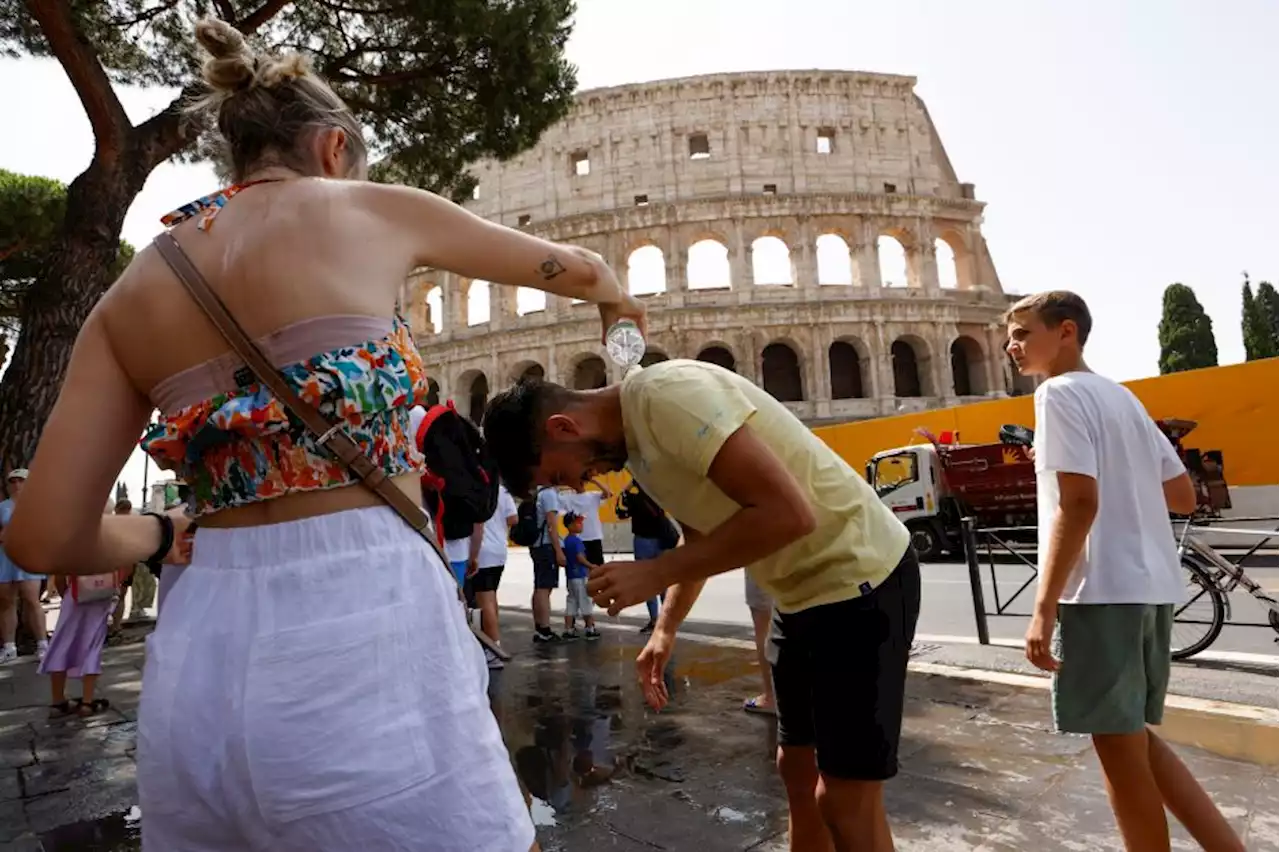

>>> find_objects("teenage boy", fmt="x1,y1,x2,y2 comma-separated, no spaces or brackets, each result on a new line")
484,360,918,852
1006,290,1242,852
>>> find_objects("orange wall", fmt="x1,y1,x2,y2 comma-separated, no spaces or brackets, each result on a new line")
814,358,1279,488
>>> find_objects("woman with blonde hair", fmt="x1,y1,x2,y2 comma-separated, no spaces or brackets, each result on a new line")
7,17,642,851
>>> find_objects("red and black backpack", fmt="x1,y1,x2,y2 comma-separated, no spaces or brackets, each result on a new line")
416,401,500,545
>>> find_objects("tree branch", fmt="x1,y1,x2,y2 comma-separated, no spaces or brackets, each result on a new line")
109,0,182,28
212,0,237,22
24,0,132,167
238,0,292,34
132,86,206,173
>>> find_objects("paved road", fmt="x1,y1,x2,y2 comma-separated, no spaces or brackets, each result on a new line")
494,550,1279,660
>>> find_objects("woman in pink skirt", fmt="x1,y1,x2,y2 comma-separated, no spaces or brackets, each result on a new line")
41,568,127,717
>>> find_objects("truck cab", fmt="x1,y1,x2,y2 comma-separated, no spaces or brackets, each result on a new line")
866,444,955,559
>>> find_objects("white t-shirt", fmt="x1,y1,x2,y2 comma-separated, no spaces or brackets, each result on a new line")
478,485,518,568
563,490,606,542
444,536,470,563
1033,371,1187,605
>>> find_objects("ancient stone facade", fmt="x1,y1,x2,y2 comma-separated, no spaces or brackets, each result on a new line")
402,70,1032,424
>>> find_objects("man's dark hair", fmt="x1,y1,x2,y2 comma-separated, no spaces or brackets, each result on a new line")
482,377,575,500
1003,290,1093,345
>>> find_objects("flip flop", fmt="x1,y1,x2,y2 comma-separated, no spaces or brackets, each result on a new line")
742,696,776,716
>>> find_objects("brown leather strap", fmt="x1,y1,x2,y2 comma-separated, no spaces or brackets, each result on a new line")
152,232,509,660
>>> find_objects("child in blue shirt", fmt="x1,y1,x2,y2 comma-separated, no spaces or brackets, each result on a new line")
561,512,600,640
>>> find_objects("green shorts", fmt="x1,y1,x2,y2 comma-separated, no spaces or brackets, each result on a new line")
1051,603,1173,735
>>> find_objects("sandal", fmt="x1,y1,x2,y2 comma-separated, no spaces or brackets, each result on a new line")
743,696,776,716
76,698,111,717
49,700,79,718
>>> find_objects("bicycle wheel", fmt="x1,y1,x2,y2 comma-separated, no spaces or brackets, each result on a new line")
1171,556,1226,660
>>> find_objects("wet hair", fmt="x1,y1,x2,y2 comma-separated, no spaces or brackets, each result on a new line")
482,378,579,500
190,18,367,182
1003,290,1093,345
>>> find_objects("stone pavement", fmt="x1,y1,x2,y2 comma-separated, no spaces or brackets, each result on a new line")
0,614,1275,851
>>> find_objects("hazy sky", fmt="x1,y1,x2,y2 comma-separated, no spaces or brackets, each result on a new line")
1,0,1276,500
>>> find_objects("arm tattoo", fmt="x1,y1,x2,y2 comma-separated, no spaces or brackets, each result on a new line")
539,255,567,281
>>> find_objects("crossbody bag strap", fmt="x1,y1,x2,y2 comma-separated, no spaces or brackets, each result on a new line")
151,233,509,660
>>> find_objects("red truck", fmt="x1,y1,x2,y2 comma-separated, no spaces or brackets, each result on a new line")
865,419,1229,560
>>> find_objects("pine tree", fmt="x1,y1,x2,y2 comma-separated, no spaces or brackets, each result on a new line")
1158,283,1219,374
0,0,577,473
1241,274,1278,361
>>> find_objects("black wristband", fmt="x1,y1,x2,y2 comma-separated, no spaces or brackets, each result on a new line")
142,511,175,568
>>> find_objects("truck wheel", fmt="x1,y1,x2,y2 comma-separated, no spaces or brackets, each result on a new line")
907,522,944,562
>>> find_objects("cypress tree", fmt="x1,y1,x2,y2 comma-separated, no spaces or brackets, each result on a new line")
1158,283,1219,374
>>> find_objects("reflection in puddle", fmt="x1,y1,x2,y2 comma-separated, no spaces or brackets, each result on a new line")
39,807,141,851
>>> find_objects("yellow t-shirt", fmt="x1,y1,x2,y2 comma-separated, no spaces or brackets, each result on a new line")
621,360,910,614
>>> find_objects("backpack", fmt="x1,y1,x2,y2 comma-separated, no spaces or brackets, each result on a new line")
509,490,548,547
416,401,500,544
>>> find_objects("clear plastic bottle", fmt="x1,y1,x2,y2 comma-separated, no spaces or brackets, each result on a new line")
605,319,646,371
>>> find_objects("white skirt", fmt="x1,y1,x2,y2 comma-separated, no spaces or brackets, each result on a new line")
138,507,533,852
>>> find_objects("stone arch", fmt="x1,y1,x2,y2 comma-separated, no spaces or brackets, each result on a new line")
750,235,794,286
639,348,669,368
762,341,804,402
516,287,546,316
457,369,490,423
950,335,988,396
890,335,933,397
426,378,441,407
510,360,546,384
627,244,667,295
935,228,976,290
424,286,443,334
467,280,491,326
687,238,732,290
696,344,737,373
571,354,608,390
877,235,910,288
829,337,870,399
816,233,853,286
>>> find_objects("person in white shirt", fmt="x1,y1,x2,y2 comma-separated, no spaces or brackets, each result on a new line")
1006,290,1242,852
561,479,612,568
468,483,518,664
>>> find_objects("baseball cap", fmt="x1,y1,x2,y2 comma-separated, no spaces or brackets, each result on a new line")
7,469,28,481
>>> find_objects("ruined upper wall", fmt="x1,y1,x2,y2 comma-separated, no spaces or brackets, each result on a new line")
465,70,978,226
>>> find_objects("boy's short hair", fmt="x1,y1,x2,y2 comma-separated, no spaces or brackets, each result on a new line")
1003,290,1093,345
563,511,581,527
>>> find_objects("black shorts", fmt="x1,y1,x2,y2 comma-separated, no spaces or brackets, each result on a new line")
470,565,504,594
530,545,559,590
583,539,604,567
768,546,921,781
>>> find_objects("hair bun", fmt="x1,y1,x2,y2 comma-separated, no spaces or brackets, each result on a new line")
194,17,255,93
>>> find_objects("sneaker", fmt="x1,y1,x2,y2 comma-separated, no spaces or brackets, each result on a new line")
639,621,655,634
484,645,506,670
0,646,15,664
562,628,580,641
36,641,48,661
584,628,601,641
533,629,560,644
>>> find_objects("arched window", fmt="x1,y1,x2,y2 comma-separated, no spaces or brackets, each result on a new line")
762,343,803,402
573,356,608,390
627,245,667,295
751,236,793,286
816,234,853,286
687,239,731,289
696,345,736,372
829,341,865,399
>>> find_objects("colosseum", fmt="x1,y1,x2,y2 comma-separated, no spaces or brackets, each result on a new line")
401,70,1033,425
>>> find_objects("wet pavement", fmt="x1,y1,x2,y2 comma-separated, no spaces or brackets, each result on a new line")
0,614,1275,851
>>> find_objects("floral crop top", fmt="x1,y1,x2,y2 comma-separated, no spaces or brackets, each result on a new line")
142,182,431,517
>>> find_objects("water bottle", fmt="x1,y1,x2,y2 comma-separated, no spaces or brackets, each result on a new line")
605,319,646,373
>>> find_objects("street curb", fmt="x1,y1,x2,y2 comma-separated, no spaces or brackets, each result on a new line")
908,661,1280,767
576,616,1280,767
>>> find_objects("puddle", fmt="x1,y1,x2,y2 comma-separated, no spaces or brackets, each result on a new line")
39,807,141,851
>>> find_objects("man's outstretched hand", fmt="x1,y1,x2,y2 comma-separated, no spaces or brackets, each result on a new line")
587,560,666,616
636,630,674,711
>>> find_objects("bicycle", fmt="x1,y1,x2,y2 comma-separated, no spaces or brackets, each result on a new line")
1171,518,1279,660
